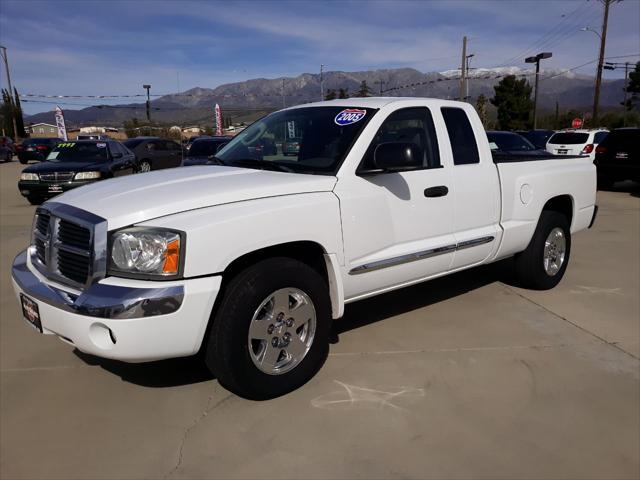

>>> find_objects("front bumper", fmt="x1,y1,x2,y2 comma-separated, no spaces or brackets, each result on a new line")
18,180,95,199
11,249,221,362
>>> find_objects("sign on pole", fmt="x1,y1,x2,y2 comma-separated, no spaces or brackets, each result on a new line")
571,118,583,129
54,105,68,141
215,103,222,136
287,121,295,139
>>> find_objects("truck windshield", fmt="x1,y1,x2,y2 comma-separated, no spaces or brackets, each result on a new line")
216,106,376,175
47,142,109,162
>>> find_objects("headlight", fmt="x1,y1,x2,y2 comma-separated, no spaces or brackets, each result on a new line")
74,171,102,180
20,173,39,181
110,228,183,278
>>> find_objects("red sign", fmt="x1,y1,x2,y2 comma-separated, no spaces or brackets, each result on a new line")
571,118,583,129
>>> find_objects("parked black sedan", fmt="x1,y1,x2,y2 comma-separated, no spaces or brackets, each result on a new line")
487,131,549,158
18,140,138,204
123,137,183,172
594,128,640,189
16,138,61,163
183,137,231,166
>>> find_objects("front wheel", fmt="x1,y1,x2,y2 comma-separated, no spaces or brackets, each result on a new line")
514,211,571,290
205,257,331,400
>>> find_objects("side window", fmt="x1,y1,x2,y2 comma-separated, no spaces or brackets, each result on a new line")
361,107,440,171
146,141,157,151
594,132,608,144
441,107,480,165
109,142,123,156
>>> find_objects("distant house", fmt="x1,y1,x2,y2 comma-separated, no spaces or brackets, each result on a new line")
28,123,58,138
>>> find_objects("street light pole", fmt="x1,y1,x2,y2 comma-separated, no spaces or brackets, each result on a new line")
143,84,151,122
465,53,474,102
320,64,325,101
525,52,552,130
0,45,19,141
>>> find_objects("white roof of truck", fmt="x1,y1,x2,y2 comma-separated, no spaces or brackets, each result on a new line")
287,97,468,110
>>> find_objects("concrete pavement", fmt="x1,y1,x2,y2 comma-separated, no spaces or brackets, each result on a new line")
1,161,638,479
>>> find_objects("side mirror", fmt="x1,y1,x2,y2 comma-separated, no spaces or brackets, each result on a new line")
112,152,123,159
373,142,423,172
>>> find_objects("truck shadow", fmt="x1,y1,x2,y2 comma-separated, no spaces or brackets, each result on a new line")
333,258,516,340
74,259,518,388
598,180,640,197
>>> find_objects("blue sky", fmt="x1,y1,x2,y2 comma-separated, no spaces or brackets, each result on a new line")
1,0,638,114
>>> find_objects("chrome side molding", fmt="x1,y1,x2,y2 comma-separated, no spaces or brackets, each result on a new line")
349,235,495,275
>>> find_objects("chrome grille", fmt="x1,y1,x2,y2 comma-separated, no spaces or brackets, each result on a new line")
31,203,107,289
39,172,74,182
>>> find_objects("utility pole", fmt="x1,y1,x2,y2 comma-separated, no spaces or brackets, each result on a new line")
592,0,614,125
143,84,151,122
465,53,474,102
320,64,325,101
459,36,467,101
375,80,386,95
526,52,552,129
604,61,631,126
0,45,19,141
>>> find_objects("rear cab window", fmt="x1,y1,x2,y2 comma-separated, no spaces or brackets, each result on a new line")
441,107,480,165
548,133,589,145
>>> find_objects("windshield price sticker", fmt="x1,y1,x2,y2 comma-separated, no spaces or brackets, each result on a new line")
334,109,366,126
96,143,107,148
57,142,76,148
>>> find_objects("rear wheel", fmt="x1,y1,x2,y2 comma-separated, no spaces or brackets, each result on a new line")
26,196,43,205
138,160,151,173
19,158,27,165
205,257,331,400
514,211,571,290
597,176,615,190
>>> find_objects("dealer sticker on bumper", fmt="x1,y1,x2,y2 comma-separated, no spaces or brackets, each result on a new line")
20,293,42,333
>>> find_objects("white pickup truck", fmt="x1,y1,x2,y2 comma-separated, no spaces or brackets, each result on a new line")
12,98,597,399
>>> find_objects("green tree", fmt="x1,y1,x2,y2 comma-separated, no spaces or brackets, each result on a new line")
355,81,372,98
624,62,640,111
204,125,214,136
338,88,349,99
324,89,337,100
490,75,533,130
475,94,488,128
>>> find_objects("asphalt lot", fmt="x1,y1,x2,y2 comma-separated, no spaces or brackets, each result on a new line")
0,160,638,480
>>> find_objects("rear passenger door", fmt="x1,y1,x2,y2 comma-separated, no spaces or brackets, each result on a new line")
164,141,182,168
109,142,135,176
440,107,500,269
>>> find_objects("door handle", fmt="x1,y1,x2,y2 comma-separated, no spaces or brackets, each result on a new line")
424,186,449,197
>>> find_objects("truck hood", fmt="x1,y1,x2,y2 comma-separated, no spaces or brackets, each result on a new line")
53,166,337,230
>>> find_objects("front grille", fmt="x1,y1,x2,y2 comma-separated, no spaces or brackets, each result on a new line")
39,172,74,182
57,249,90,284
58,219,91,250
32,207,99,288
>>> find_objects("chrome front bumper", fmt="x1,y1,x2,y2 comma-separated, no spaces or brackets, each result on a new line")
12,249,184,319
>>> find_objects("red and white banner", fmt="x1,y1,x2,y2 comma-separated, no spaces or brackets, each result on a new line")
215,103,222,136
54,105,68,141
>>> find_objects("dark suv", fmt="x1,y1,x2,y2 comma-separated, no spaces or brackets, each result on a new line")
123,137,183,172
16,138,61,163
594,128,640,188
0,136,15,162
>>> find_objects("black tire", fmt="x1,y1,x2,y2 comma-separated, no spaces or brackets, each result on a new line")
26,196,43,205
205,257,331,400
514,211,571,290
19,159,27,165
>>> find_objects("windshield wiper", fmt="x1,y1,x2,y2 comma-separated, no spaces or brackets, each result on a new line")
227,158,295,173
206,155,226,166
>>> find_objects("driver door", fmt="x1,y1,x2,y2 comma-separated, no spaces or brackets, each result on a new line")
335,107,456,301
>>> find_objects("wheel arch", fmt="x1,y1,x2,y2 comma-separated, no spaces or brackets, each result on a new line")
220,240,344,320
542,194,574,228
